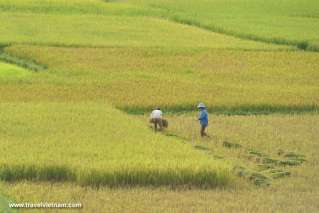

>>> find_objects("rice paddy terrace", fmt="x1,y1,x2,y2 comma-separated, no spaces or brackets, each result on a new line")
0,0,318,212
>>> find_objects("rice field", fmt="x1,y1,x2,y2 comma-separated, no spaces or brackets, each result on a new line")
126,0,319,51
1,113,318,212
0,102,233,188
0,0,318,212
2,45,318,112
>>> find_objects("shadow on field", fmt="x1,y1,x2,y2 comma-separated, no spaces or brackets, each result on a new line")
0,164,232,189
0,45,47,72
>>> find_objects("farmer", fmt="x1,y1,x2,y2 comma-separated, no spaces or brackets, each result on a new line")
197,103,209,137
150,107,163,131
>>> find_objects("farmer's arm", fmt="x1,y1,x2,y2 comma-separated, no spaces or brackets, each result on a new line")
198,111,204,120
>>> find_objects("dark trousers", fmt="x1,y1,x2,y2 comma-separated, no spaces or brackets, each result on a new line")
150,118,163,131
200,124,208,137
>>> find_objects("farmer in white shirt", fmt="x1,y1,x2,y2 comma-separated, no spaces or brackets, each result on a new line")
150,107,163,131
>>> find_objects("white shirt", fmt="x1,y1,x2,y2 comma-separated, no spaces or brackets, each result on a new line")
150,109,162,119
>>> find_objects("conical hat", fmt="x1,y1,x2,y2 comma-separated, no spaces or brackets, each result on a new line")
197,103,206,108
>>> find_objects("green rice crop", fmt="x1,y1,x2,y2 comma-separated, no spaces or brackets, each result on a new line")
0,12,288,50
0,62,32,81
126,0,319,51
2,0,172,18
0,102,232,187
1,0,318,50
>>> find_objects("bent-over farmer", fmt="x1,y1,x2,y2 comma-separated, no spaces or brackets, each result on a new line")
150,107,163,131
197,103,209,137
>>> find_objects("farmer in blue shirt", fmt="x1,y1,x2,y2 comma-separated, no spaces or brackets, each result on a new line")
197,103,209,137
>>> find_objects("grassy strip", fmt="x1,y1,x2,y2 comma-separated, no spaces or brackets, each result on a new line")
0,164,231,188
121,104,319,115
0,46,47,71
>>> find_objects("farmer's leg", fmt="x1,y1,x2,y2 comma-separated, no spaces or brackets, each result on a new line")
200,125,207,137
154,119,158,131
158,118,163,130
150,118,156,130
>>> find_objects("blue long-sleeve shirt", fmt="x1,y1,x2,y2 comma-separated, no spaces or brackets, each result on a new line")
198,109,208,126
